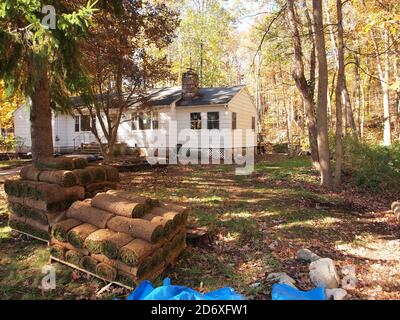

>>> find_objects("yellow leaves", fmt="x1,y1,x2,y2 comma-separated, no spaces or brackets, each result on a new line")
390,80,400,92
0,81,24,129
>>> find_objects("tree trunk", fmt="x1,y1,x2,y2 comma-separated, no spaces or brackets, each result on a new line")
325,0,356,134
286,0,319,169
334,0,345,187
29,64,54,166
371,29,391,145
313,0,333,188
354,52,362,137
391,34,400,141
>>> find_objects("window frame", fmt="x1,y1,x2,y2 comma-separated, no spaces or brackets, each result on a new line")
190,112,202,130
132,112,158,131
74,116,80,132
80,115,91,132
207,112,220,130
232,112,237,130
251,116,256,131
131,113,139,131
152,112,159,130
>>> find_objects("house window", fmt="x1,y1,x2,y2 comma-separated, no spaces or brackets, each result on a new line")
81,115,91,132
131,113,139,131
152,113,159,129
207,112,219,130
139,113,151,130
190,113,202,130
74,116,80,132
232,112,237,130
252,116,256,131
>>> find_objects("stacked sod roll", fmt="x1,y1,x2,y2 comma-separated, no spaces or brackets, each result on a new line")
50,190,189,288
4,156,120,240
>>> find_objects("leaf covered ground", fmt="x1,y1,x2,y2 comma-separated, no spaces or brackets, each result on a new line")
0,155,399,300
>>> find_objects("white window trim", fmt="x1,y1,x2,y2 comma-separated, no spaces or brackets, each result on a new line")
131,111,158,131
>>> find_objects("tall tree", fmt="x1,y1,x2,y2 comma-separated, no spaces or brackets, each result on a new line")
325,0,356,134
334,0,347,186
79,0,179,160
286,0,320,169
313,0,333,188
0,1,96,165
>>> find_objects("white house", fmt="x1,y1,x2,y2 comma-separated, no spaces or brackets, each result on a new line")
13,70,257,155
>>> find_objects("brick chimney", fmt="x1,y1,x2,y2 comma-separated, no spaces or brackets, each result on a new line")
182,68,199,100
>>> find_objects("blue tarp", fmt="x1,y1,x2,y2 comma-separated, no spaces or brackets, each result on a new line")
271,284,326,300
126,278,246,300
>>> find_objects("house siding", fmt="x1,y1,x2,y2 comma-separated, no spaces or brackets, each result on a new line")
13,106,32,151
175,105,230,149
13,105,98,153
228,88,257,147
117,106,171,149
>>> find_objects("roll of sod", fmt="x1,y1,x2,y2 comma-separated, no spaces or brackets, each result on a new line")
107,216,164,243
136,256,154,278
95,263,117,281
72,157,88,169
86,166,107,183
91,193,146,218
52,219,82,242
119,238,157,267
19,166,41,181
65,250,84,266
100,232,133,260
117,270,136,288
142,213,174,236
67,200,114,229
73,169,93,186
50,239,89,256
79,255,98,273
4,178,23,197
161,241,174,261
106,190,155,212
67,223,98,249
36,157,87,170
85,182,119,196
50,244,66,259
103,166,120,182
84,229,115,254
150,205,186,226
38,170,77,187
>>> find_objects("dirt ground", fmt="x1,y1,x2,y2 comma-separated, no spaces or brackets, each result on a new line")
0,155,399,300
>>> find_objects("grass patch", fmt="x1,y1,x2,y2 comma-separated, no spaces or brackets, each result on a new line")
0,159,30,169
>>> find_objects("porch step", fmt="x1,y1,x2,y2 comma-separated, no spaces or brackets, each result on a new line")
76,143,101,155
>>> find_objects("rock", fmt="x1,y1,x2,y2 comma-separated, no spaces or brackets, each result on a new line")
309,258,340,289
267,272,297,288
342,275,357,290
391,201,400,211
341,265,357,290
341,265,355,276
297,248,321,262
325,288,348,300
269,241,278,250
250,282,261,288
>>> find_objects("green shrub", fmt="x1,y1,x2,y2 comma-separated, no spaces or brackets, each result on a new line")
343,137,400,191
272,143,288,154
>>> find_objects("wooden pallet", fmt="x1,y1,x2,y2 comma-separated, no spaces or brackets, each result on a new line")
48,255,173,291
49,256,134,291
10,227,50,244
